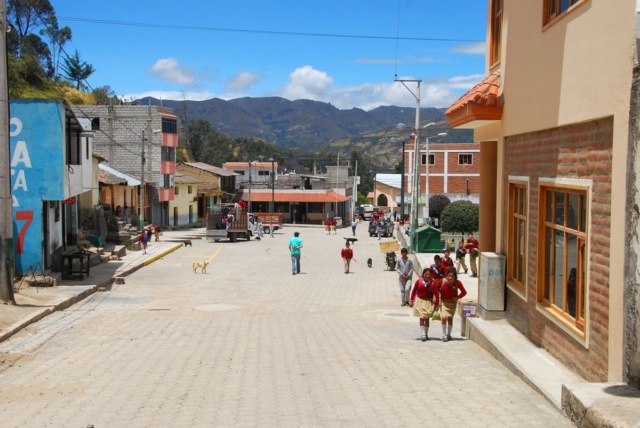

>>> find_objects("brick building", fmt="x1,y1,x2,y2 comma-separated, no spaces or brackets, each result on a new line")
72,105,178,228
445,1,639,386
402,133,480,220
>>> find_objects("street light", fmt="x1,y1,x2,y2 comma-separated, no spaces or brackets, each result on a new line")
269,157,275,212
139,128,161,231
248,161,254,213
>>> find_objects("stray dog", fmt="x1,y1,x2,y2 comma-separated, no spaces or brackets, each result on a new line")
183,240,192,247
255,236,261,242
367,258,373,268
192,261,209,273
108,254,121,261
344,237,358,245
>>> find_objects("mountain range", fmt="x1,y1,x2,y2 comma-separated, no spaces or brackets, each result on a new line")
139,96,472,166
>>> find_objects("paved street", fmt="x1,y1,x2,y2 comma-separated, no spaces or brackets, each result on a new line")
0,227,571,427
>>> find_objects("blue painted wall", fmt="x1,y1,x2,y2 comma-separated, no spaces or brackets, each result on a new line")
10,100,65,273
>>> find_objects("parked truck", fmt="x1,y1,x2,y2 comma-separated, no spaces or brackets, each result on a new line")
253,213,284,233
206,208,255,242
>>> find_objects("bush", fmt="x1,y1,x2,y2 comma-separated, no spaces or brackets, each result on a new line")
441,200,479,234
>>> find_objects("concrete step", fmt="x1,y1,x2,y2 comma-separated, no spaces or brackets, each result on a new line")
112,245,127,258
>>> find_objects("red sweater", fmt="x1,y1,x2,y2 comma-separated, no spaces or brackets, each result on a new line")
341,248,353,259
410,278,438,304
438,279,467,302
441,256,454,270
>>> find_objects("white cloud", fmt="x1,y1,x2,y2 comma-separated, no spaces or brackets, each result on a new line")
278,66,334,101
125,67,483,111
147,58,197,86
450,42,486,55
226,71,261,90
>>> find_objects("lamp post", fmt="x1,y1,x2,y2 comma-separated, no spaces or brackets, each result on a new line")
139,130,146,231
248,161,253,213
269,157,275,212
401,140,405,221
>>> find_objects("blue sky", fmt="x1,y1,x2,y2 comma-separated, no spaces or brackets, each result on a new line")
51,0,487,111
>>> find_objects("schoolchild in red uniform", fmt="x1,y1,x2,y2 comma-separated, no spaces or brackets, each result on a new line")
409,268,439,341
341,242,354,273
325,219,331,235
429,255,446,280
441,249,454,271
331,219,337,235
465,233,480,277
437,268,467,342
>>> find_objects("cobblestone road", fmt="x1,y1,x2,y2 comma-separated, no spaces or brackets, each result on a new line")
0,227,571,427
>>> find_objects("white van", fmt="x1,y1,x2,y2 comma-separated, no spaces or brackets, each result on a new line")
360,204,374,220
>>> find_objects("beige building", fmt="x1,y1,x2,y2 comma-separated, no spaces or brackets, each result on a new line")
446,1,639,386
168,174,201,228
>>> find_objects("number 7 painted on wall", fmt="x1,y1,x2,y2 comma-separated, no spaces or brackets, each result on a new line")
15,210,33,255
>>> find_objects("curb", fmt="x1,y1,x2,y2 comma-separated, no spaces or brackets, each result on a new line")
0,243,183,344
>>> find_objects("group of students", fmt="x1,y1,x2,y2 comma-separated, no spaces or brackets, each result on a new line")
396,246,470,342
325,218,338,235
138,224,161,255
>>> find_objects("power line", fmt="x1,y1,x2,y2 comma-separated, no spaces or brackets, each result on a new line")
58,16,484,43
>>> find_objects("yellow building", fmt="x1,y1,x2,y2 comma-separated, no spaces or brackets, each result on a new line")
168,174,201,229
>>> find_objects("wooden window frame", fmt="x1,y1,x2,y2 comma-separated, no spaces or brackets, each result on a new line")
490,0,503,67
543,0,586,27
507,180,528,296
536,182,589,339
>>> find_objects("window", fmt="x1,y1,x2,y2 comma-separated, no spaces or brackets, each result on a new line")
538,185,588,333
175,186,180,195
543,0,585,26
258,170,270,176
459,154,473,165
188,185,192,194
421,154,435,165
507,182,527,295
161,118,177,134
490,0,502,66
161,146,174,162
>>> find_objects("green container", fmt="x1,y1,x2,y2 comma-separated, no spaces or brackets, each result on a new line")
414,225,442,253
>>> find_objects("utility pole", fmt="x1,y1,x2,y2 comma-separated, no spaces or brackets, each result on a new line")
139,130,146,231
0,3,15,303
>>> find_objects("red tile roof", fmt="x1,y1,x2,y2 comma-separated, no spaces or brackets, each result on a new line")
241,190,350,203
445,70,503,128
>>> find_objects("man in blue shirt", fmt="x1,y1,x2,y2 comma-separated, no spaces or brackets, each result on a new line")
288,231,304,275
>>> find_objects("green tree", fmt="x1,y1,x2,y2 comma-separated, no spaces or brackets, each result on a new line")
7,0,54,53
429,194,451,221
92,85,117,105
60,49,95,90
39,14,72,77
440,200,479,234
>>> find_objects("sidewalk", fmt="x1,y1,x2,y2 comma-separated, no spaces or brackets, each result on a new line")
0,237,186,343
401,229,640,427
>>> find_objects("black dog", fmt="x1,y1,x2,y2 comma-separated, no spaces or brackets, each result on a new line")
367,258,373,268
255,236,261,242
344,237,358,245
183,240,192,247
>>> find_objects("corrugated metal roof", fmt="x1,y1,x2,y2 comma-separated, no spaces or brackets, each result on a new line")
183,162,239,177
224,161,279,169
99,164,141,186
376,174,401,188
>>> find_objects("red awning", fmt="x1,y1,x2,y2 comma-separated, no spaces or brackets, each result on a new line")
241,191,350,203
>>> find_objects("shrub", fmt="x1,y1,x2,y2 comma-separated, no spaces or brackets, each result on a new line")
441,200,479,234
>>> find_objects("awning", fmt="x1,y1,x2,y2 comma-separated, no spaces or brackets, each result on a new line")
241,190,350,203
445,70,503,129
